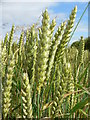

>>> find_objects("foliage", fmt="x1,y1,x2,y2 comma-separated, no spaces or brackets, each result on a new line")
71,37,90,51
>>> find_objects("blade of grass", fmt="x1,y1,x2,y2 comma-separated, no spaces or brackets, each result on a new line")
73,91,86,99
75,83,90,95
79,109,88,117
70,97,88,114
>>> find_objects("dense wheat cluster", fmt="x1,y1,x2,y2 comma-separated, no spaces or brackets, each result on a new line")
0,6,90,119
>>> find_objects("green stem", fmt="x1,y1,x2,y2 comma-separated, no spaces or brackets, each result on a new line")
33,82,37,118
40,87,44,118
21,95,23,118
45,79,49,116
37,91,40,118
48,87,52,117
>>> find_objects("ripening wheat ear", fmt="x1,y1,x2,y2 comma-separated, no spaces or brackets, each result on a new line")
29,24,36,83
66,63,74,111
31,34,37,88
8,25,14,55
51,64,62,116
56,6,77,64
51,55,69,117
25,29,30,71
74,49,79,86
3,54,15,119
12,40,18,53
1,33,8,78
36,9,51,92
79,36,85,64
3,33,8,48
18,32,24,68
49,18,56,45
18,32,24,56
46,21,66,81
25,24,36,82
22,73,32,118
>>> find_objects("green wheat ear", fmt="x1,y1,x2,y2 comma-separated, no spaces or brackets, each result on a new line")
66,62,74,111
8,25,14,55
31,34,37,88
56,6,77,64
51,63,62,116
46,21,66,81
22,73,32,118
49,18,56,45
3,54,15,119
36,9,50,92
3,33,8,48
18,32,24,68
79,36,85,64
51,55,69,117
18,32,24,56
1,34,8,78
25,24,36,83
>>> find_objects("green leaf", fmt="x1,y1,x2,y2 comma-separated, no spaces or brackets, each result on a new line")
75,83,90,95
73,91,86,99
70,97,89,114
79,109,88,117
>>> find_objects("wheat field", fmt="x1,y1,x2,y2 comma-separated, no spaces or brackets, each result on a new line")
0,5,90,119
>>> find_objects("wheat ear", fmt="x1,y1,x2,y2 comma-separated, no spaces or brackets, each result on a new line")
22,73,32,118
36,9,50,92
46,22,66,81
3,54,15,119
8,25,14,55
79,36,85,64
56,6,77,63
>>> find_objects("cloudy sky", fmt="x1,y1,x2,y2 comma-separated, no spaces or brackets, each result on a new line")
0,0,89,44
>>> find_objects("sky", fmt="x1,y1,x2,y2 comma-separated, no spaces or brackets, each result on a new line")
0,0,89,44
